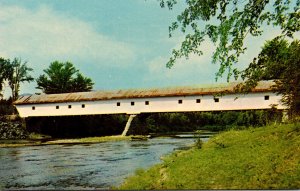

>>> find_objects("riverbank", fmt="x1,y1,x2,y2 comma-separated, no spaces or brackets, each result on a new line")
0,135,138,148
0,116,144,147
118,123,300,189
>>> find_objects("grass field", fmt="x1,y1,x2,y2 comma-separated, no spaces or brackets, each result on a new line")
118,123,300,189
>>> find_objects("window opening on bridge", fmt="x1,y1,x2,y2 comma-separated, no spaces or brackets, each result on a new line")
178,100,183,104
82,104,85,108
68,105,72,109
56,106,59,109
214,98,219,102
145,101,149,105
196,99,201,103
32,106,35,110
265,95,269,100
117,102,121,106
131,102,135,106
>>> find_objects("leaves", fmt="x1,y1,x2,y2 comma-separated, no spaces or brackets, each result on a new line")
239,38,300,116
160,0,300,81
72,73,94,92
0,58,11,95
0,57,33,100
36,61,94,94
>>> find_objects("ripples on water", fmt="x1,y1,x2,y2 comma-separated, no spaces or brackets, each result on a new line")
0,136,210,190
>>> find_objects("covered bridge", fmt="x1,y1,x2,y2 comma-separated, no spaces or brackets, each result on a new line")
14,81,285,118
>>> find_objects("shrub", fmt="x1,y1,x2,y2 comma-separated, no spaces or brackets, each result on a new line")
194,138,203,149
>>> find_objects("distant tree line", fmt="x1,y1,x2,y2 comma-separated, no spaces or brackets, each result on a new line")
25,110,282,138
130,110,282,133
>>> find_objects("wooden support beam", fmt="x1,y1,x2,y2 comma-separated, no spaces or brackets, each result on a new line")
121,114,137,136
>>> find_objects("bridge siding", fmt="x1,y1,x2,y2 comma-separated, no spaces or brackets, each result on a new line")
16,92,285,118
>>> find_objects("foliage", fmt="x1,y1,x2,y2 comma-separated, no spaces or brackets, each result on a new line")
194,137,203,149
239,38,300,116
24,110,282,138
0,57,33,101
6,58,34,101
0,99,15,115
0,58,10,96
36,61,94,94
159,0,300,80
25,114,127,138
119,123,300,189
0,121,29,140
134,110,282,133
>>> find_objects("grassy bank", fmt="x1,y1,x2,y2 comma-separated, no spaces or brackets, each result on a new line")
0,135,136,147
119,123,300,189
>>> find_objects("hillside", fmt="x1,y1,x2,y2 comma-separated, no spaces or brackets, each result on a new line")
119,123,300,189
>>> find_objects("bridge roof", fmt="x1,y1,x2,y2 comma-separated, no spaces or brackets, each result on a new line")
14,81,275,105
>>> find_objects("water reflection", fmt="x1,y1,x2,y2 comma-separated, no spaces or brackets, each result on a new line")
0,136,211,190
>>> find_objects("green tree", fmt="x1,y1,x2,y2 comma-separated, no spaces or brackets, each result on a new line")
159,0,299,80
71,73,93,93
36,61,94,94
0,57,33,101
0,58,10,97
239,38,300,117
6,58,34,101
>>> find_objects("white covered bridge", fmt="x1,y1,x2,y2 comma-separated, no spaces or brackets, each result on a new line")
14,81,286,135
14,81,285,118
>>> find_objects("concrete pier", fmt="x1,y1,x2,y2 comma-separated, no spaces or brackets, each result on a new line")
121,114,137,136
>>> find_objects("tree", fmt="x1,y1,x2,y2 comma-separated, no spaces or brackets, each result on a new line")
0,58,10,97
71,73,94,92
159,0,299,80
0,57,33,101
239,38,300,117
36,61,94,94
6,58,34,101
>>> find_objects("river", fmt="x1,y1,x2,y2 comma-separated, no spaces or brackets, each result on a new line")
0,134,213,190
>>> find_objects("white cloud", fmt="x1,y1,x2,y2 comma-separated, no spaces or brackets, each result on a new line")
145,27,300,86
0,4,136,68
144,40,222,86
0,4,137,95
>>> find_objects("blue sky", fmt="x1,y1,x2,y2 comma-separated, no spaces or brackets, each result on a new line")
0,0,298,95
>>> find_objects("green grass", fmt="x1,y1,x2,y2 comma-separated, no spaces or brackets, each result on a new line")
118,123,300,189
28,132,52,140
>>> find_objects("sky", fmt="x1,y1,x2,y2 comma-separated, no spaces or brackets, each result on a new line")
0,0,298,96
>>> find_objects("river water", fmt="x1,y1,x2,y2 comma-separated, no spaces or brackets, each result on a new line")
0,135,212,190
